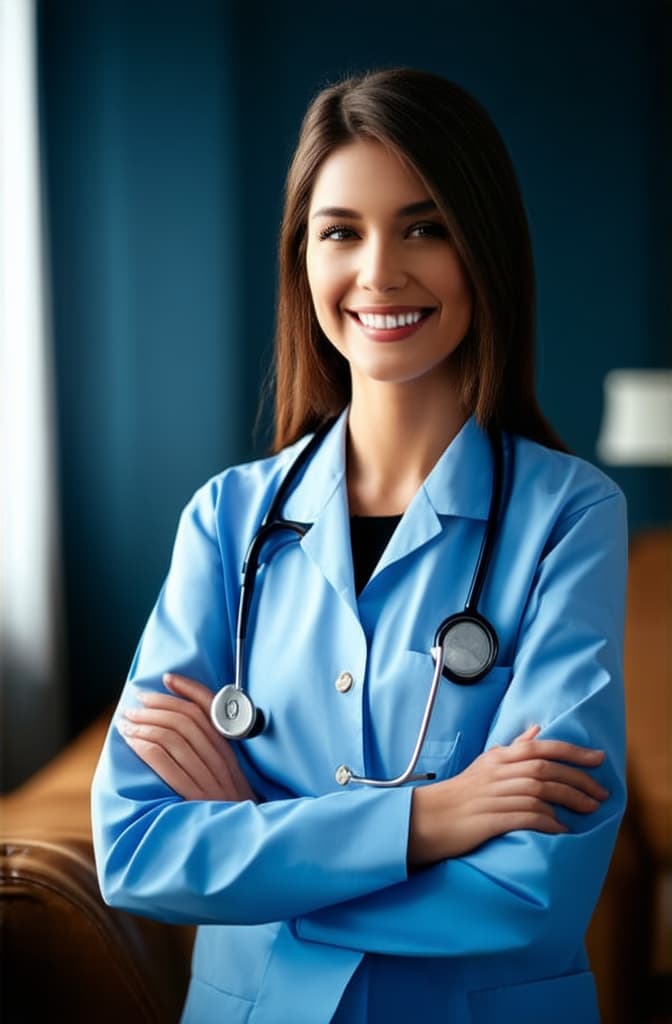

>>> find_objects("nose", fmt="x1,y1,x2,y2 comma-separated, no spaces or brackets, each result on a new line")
356,236,407,292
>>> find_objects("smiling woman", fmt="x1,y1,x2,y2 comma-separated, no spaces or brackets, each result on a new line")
91,68,627,1024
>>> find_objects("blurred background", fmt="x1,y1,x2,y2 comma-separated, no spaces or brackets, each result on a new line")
1,0,669,782
0,1,670,1021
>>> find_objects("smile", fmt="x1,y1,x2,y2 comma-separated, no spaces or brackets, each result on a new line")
357,310,422,329
346,307,435,341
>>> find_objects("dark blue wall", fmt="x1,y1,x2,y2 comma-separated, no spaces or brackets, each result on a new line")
38,0,670,732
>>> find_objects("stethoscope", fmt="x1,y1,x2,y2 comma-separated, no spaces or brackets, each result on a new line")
211,416,508,787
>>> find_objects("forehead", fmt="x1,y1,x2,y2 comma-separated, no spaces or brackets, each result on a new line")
308,139,430,212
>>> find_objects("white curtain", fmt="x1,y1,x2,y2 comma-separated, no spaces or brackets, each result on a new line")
0,0,66,790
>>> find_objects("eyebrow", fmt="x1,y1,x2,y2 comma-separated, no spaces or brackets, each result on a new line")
311,199,438,220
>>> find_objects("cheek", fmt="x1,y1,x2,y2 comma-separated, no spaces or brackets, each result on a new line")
434,263,473,322
454,279,473,320
306,256,347,323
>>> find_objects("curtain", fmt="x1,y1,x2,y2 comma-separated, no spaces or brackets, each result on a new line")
0,0,65,791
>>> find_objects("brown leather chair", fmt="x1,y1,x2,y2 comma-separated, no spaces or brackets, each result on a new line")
0,716,194,1023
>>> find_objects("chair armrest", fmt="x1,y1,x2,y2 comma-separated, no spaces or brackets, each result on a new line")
0,714,194,1023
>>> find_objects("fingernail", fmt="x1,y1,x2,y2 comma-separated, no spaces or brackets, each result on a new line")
119,720,135,736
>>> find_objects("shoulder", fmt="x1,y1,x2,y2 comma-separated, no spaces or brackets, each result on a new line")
178,435,314,548
511,433,625,524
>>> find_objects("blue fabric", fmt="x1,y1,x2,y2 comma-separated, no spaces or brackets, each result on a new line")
91,411,627,1022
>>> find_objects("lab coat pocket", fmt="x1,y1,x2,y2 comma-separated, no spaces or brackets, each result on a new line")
416,731,463,781
390,650,462,782
402,653,513,778
468,970,599,1024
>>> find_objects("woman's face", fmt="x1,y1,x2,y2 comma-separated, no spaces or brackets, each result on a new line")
305,139,472,393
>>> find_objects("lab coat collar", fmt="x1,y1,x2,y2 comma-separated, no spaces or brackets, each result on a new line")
282,408,493,524
422,415,493,521
281,409,494,609
283,410,355,609
366,415,493,588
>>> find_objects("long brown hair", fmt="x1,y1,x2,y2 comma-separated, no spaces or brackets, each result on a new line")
272,67,566,452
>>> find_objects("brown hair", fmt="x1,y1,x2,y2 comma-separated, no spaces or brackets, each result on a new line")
271,67,566,452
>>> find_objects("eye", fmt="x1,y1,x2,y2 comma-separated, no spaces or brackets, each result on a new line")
407,221,450,240
318,224,358,242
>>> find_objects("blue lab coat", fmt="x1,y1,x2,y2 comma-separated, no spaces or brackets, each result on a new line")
91,411,627,1023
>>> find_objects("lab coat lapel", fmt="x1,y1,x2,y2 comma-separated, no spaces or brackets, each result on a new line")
280,411,493,603
282,411,358,616
301,480,358,614
369,417,493,585
372,487,443,579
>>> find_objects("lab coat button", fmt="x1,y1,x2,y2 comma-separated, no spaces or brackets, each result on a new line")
335,671,354,693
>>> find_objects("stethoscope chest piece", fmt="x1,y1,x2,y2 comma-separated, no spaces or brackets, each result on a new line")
211,685,260,739
434,611,498,684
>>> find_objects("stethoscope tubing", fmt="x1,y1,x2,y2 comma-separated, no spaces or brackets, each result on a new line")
465,426,504,613
212,414,511,786
232,419,336,691
334,642,446,787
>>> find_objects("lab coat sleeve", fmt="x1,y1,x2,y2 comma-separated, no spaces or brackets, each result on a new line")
294,490,627,968
91,478,413,926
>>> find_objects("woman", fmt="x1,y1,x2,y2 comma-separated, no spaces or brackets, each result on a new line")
92,68,627,1023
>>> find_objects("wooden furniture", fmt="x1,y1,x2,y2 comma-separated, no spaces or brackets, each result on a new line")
0,716,194,1023
621,530,672,1018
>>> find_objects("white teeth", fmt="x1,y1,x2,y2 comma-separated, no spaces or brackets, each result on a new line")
357,311,423,329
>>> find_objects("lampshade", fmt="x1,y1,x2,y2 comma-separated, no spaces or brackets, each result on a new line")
597,369,672,466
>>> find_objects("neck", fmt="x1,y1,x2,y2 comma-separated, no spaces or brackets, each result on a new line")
346,377,468,515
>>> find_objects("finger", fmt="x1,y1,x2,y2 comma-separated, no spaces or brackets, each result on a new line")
472,794,559,820
126,702,229,782
123,708,238,794
135,691,242,776
121,734,204,800
163,673,215,717
126,704,220,770
135,689,213,735
494,776,604,813
473,808,569,840
154,679,241,774
504,758,609,800
120,719,223,796
513,724,541,744
498,738,606,768
503,811,570,835
538,781,602,813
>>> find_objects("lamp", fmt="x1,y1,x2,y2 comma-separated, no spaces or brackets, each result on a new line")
597,369,672,466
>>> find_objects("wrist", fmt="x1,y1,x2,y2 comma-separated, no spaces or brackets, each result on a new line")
407,784,440,869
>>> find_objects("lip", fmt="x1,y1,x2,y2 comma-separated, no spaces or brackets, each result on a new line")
346,306,436,343
347,305,434,315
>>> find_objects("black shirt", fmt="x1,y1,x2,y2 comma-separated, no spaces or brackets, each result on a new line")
349,515,402,595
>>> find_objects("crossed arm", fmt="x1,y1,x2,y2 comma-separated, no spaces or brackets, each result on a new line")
119,672,609,869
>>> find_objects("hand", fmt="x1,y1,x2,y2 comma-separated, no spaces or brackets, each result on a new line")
119,673,257,803
408,724,609,868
